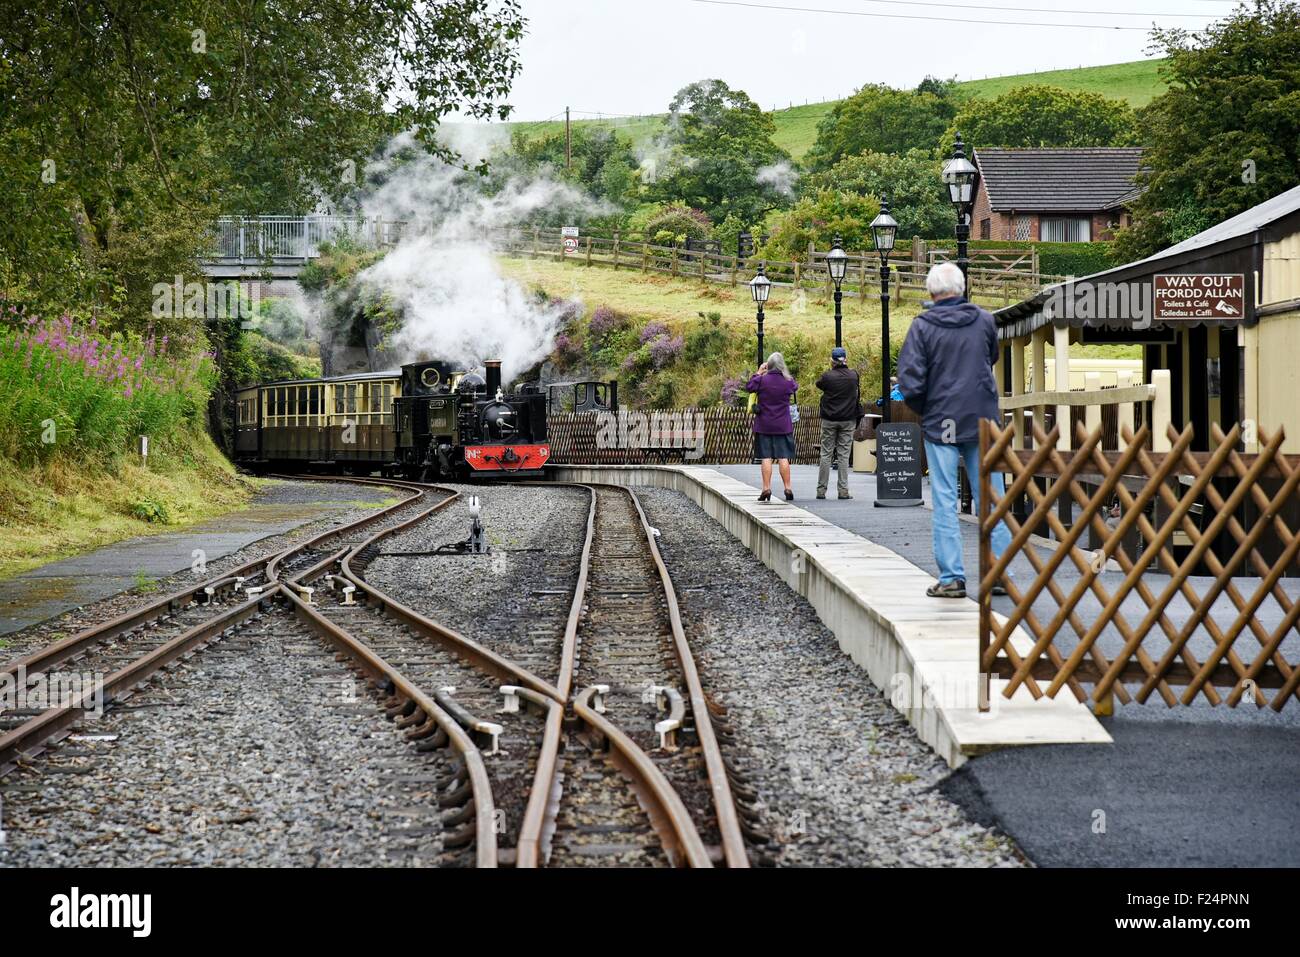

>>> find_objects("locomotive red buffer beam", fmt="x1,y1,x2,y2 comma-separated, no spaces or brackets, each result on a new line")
464,444,550,473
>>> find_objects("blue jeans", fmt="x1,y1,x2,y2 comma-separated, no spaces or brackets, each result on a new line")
924,439,1011,586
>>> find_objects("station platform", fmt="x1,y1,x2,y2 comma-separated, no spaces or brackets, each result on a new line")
0,480,395,637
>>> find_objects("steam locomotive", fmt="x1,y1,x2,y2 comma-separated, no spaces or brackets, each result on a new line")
233,359,616,481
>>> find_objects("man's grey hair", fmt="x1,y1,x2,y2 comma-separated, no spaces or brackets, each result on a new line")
926,261,967,300
766,351,793,380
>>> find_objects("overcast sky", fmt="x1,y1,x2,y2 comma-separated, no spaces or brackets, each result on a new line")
489,0,1238,121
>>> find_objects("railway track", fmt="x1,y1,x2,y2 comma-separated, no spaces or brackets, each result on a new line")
3,477,757,869
0,476,449,777
319,480,754,867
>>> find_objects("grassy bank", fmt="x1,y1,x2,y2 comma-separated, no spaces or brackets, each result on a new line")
502,256,1138,408
486,58,1167,161
0,428,255,579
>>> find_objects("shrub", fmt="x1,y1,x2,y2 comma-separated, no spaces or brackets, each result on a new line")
644,205,712,247
639,321,669,343
589,305,629,339
649,334,684,369
686,311,728,363
0,311,213,465
720,376,746,408
130,497,172,524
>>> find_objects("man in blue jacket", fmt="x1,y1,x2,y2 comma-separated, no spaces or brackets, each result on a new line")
896,262,1011,599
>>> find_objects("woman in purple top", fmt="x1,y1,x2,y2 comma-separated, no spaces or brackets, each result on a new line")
746,351,799,502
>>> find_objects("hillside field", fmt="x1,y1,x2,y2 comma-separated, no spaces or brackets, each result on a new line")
479,58,1167,161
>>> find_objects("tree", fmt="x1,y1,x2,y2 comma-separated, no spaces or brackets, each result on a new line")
804,84,957,172
757,189,881,262
0,0,525,326
1116,0,1300,260
495,124,640,205
803,149,952,240
946,85,1138,149
649,80,791,224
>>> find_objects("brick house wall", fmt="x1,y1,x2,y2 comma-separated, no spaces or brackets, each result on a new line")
972,180,1130,242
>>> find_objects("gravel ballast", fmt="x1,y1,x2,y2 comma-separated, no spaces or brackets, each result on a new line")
0,610,448,867
635,486,1024,867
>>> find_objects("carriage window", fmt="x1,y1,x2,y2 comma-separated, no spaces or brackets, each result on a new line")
308,386,320,418
346,384,357,414
334,386,344,415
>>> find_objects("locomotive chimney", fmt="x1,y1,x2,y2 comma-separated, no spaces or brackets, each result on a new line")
484,359,502,398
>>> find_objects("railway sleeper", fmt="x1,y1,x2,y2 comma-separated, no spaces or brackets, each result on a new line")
414,726,451,752
438,778,473,809
442,819,477,849
441,799,476,827
434,687,502,756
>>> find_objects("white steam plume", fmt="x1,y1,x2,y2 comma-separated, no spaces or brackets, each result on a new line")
756,160,799,199
351,128,611,381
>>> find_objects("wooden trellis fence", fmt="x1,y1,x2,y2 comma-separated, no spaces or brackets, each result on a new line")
547,407,824,465
978,419,1300,712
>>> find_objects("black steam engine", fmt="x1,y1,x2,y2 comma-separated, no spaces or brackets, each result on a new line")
394,358,551,480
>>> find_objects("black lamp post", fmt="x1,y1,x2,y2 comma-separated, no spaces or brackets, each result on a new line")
871,198,898,423
825,236,848,348
749,263,771,369
942,132,979,297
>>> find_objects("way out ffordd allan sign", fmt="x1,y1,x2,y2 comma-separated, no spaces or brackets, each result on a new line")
1153,273,1245,321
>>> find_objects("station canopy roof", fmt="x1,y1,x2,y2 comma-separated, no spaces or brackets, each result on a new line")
995,184,1300,341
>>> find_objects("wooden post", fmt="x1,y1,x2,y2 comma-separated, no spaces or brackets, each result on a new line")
671,245,678,277
1053,323,1071,451
700,249,707,283
793,260,801,292
1010,336,1027,451
1084,371,1102,443
532,227,539,259
642,243,648,274
731,255,738,286
1117,370,1134,450
1151,368,1172,452
613,232,620,270
585,235,592,266
1031,327,1046,444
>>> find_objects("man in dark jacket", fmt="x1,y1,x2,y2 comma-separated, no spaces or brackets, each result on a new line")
815,346,860,499
896,262,1011,599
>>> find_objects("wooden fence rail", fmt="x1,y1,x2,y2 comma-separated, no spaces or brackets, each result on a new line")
978,419,1300,713
495,227,1067,305
547,407,824,465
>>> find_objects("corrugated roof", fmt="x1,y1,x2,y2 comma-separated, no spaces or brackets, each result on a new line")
975,148,1144,212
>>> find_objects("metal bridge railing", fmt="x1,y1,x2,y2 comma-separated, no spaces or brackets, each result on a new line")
211,215,416,261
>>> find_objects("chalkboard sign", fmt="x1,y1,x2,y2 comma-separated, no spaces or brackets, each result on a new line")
874,421,924,508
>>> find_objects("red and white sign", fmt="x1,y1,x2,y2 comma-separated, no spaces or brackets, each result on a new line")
465,444,550,472
1153,273,1245,322
562,225,579,254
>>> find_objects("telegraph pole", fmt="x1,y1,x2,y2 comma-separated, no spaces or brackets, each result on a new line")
565,106,571,172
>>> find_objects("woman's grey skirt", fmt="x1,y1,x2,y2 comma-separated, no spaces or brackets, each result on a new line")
754,432,796,461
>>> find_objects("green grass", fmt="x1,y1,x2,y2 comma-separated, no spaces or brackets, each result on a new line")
485,59,1167,162
0,429,256,579
958,59,1167,108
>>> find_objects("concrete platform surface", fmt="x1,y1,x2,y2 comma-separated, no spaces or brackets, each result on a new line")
0,480,395,637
